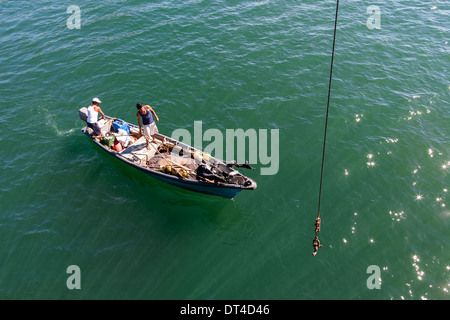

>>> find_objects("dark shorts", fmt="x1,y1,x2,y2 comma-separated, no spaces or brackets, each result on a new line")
87,122,102,135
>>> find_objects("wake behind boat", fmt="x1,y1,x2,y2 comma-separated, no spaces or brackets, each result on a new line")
78,108,257,198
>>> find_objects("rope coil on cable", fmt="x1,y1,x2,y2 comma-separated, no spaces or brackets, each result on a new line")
313,0,339,256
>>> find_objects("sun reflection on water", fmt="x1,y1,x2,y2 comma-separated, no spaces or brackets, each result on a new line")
389,210,405,222
366,154,375,167
412,255,425,281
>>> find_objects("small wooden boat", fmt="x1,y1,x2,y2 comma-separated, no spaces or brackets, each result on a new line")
79,111,257,198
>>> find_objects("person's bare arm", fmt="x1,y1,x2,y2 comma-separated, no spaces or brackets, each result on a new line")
96,107,105,119
137,112,143,133
146,105,159,122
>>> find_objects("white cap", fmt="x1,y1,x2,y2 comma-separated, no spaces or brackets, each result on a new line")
92,97,101,103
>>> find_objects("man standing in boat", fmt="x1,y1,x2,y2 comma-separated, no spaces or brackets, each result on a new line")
136,102,159,149
87,97,105,138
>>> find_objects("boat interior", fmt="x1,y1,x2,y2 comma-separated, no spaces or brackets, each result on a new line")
83,117,253,187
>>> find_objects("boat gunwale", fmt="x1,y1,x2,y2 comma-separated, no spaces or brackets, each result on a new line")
81,116,257,191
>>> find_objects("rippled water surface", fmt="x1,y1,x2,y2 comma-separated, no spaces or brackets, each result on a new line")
0,1,448,299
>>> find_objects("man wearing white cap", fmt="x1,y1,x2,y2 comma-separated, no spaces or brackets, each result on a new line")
87,97,105,137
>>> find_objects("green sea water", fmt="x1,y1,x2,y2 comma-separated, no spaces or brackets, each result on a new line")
0,0,448,300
